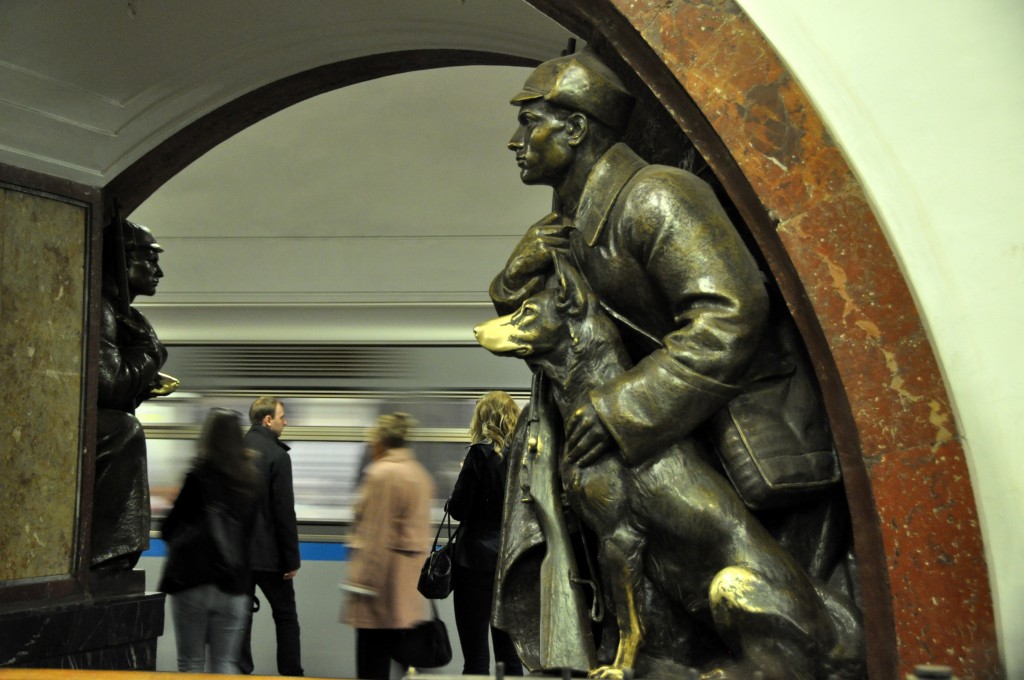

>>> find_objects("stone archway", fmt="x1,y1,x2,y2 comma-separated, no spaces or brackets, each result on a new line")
104,49,536,215
101,4,1002,678
521,2,999,679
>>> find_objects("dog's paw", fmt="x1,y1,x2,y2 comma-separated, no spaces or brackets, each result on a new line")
587,665,627,679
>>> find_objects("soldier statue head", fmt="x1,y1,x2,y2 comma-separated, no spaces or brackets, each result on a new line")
103,219,164,303
507,49,635,211
122,221,163,300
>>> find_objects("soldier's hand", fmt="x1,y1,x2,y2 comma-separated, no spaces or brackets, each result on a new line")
504,213,573,288
149,373,179,397
565,402,615,467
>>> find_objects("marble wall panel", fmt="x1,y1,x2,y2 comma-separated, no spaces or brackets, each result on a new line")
0,187,86,581
868,437,997,673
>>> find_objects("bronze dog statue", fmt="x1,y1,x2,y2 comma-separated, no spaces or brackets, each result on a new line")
475,258,863,680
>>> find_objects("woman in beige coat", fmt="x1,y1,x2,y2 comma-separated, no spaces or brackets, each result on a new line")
341,412,435,680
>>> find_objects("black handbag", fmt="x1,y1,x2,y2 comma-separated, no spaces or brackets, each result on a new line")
417,502,461,599
392,600,452,669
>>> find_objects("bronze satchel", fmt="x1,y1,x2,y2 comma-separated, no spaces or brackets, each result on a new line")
708,318,840,510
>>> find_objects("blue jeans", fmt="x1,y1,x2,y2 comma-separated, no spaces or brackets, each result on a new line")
171,584,250,673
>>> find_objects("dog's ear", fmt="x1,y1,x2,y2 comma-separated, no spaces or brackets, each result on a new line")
553,256,588,317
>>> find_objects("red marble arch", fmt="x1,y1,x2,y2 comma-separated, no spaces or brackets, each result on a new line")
103,5,1002,680
530,1,1001,679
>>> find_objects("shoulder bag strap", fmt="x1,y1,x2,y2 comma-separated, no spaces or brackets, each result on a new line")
430,502,451,551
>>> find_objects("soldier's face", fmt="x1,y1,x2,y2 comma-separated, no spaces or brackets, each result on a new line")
508,101,574,187
126,248,163,297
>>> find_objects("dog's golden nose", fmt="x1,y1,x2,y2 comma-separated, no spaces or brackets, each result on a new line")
473,314,523,355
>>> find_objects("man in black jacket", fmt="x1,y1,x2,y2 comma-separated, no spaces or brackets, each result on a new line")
239,396,303,676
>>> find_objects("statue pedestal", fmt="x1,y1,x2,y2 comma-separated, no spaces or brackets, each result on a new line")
0,571,164,670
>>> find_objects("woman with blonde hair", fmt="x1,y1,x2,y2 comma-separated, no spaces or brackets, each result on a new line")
341,412,436,679
448,391,524,675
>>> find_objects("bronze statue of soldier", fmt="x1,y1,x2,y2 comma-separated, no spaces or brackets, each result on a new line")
92,219,177,570
481,49,865,680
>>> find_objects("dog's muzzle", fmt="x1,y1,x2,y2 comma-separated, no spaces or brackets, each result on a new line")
473,314,526,355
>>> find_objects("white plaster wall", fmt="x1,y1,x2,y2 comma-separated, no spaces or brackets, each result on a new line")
734,1,1024,675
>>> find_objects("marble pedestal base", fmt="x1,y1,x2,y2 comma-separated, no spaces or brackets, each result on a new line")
0,572,164,670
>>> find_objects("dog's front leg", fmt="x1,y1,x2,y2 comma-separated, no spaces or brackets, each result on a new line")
588,526,645,680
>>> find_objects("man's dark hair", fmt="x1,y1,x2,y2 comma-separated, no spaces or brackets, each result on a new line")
249,396,282,427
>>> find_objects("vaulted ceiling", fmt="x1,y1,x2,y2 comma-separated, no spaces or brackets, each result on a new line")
1,1,576,344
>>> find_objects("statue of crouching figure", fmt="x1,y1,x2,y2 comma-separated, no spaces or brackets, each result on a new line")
92,219,177,570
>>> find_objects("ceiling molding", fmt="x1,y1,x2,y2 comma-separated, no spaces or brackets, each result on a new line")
0,1,571,188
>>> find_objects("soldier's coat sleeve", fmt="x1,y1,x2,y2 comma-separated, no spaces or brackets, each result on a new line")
589,168,770,465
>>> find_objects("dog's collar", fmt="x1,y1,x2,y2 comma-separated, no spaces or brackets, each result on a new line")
574,143,647,247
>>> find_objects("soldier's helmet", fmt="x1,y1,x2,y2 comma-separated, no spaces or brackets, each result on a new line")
510,48,635,130
122,220,163,253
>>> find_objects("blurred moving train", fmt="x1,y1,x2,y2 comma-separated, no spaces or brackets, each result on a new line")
142,341,531,523
139,341,531,676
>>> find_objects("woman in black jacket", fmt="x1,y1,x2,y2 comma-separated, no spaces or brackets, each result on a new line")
448,391,524,676
159,408,261,673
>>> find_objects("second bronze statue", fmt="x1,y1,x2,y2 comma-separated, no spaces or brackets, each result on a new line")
93,219,178,570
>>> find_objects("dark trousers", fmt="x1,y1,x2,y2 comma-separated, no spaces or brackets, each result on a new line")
239,570,303,676
355,628,408,680
452,565,524,675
